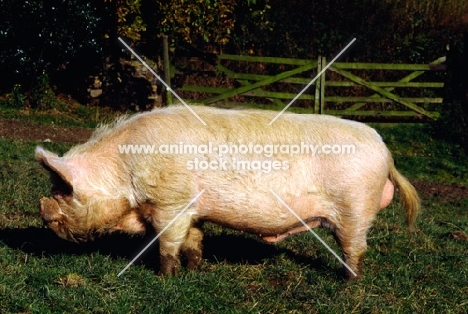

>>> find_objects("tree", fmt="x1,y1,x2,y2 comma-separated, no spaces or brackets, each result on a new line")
154,0,236,53
0,0,111,91
105,0,146,41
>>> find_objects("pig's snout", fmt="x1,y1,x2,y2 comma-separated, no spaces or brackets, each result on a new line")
39,196,76,242
39,196,63,222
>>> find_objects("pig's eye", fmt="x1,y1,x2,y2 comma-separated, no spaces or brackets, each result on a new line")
52,192,72,201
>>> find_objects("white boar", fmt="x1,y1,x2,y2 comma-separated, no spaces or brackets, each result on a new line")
36,105,420,279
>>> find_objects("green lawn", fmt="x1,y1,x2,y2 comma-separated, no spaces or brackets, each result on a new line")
0,114,467,313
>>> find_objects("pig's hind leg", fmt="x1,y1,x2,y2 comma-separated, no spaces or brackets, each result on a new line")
332,204,379,280
333,225,368,280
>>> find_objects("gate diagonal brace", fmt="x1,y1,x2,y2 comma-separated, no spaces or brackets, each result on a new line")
202,62,317,104
215,64,286,107
329,67,439,119
346,57,446,112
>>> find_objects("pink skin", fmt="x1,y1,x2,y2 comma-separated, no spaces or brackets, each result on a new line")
380,179,395,209
262,179,395,243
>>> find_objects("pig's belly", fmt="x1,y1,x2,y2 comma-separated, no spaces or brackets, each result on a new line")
198,192,333,243
260,218,326,243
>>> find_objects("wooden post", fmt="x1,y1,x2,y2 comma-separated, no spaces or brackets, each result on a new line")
320,56,326,114
314,56,322,114
162,34,173,105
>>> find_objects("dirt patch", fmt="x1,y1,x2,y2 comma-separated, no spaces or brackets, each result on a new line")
0,117,92,144
412,181,468,202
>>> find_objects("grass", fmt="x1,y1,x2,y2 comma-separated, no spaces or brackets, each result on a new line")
0,106,467,313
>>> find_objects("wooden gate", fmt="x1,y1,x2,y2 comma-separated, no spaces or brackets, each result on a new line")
322,57,445,119
175,54,446,120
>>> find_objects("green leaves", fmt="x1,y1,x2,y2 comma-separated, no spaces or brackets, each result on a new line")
112,0,147,41
157,0,236,46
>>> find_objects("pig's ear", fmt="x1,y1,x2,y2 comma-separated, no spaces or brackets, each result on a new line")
35,146,74,196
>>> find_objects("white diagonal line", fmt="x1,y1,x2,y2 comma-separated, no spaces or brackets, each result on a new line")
269,189,358,278
268,38,356,125
117,189,206,277
118,37,207,126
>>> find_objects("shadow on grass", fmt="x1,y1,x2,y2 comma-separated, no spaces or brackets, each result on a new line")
0,226,338,277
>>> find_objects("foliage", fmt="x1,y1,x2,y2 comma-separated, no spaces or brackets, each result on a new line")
2,85,25,109
156,0,237,50
228,0,273,54
30,72,61,110
105,0,147,41
228,0,468,61
375,0,468,30
0,0,110,90
1,72,61,110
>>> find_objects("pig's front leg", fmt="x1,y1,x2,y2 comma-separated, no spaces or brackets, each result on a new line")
152,207,201,275
181,224,204,270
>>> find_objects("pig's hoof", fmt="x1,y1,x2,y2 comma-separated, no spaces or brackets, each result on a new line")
159,255,180,275
185,249,202,270
344,269,361,281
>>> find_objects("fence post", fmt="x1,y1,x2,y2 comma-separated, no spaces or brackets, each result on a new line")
320,56,326,114
314,56,322,114
162,34,173,105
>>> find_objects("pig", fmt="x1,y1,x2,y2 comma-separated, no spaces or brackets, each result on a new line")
35,105,420,279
